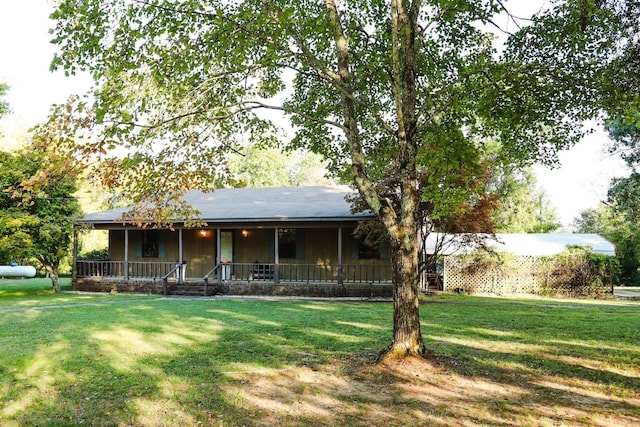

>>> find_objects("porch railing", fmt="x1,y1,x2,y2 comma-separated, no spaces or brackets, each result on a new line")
75,260,176,280
76,260,393,284
197,262,393,284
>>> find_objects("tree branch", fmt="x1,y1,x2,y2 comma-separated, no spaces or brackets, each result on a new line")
324,0,388,220
132,0,219,19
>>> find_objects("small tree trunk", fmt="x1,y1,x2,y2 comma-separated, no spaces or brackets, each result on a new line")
45,265,61,293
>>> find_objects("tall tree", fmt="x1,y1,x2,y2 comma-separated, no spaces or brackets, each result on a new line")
599,0,640,280
606,114,640,214
0,83,8,120
226,144,332,188
46,0,635,357
227,144,295,187
603,107,640,285
491,168,560,233
0,149,80,292
0,82,9,140
573,204,640,284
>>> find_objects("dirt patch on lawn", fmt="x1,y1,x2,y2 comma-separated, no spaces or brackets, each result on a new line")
222,353,640,426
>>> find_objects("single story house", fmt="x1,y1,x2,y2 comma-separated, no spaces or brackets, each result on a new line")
74,185,394,297
424,232,617,296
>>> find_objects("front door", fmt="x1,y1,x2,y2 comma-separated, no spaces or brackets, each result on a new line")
220,230,233,280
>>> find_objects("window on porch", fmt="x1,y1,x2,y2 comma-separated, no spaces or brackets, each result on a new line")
358,242,380,259
142,231,159,257
278,228,305,259
135,230,166,258
350,235,390,260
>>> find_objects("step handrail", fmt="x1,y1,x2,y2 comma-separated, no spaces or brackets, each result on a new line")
162,264,181,282
203,263,221,284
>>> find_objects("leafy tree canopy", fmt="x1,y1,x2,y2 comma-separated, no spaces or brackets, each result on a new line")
0,82,9,140
607,109,640,244
0,82,8,120
44,1,635,205
0,148,81,292
491,168,560,234
43,0,638,356
226,144,332,188
573,204,640,285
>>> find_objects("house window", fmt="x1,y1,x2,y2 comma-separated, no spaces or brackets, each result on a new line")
142,230,159,258
278,229,297,259
358,242,381,260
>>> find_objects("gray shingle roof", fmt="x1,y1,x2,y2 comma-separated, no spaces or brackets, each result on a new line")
79,185,374,225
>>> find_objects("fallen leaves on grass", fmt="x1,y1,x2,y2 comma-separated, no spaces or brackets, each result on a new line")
219,353,640,426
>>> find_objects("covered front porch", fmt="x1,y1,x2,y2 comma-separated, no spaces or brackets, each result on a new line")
72,186,417,297
73,224,395,297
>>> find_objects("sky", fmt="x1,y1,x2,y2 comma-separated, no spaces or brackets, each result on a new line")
0,1,92,147
0,1,630,228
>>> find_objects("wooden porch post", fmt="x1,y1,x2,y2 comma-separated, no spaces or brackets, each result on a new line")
274,227,280,283
338,226,343,285
216,228,221,264
178,228,184,284
216,228,221,284
124,228,129,280
72,228,78,284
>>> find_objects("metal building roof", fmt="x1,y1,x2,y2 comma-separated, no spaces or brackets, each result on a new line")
79,185,374,225
425,233,616,257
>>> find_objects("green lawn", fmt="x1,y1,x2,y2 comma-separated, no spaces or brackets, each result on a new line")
0,278,160,311
1,279,639,426
617,286,640,292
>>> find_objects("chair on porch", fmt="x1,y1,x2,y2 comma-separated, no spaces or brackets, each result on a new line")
250,260,274,280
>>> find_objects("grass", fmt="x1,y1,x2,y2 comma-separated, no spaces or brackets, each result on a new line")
617,286,640,291
0,279,639,426
0,278,160,311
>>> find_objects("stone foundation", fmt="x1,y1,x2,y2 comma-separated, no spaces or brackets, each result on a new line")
74,278,165,294
223,282,392,298
73,278,393,298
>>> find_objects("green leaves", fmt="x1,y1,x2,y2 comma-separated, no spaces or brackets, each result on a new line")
45,1,637,186
574,204,639,284
0,149,80,284
0,82,9,121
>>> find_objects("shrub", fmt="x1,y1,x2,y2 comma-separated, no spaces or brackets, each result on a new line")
542,246,619,297
77,248,109,260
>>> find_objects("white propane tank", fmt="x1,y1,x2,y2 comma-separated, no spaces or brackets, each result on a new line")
0,264,37,278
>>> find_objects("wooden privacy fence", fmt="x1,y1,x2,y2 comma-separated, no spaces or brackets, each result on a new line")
444,253,614,298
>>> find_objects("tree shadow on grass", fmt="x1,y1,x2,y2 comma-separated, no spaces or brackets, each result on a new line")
1,297,639,426
165,299,640,426
0,299,393,426
150,300,640,425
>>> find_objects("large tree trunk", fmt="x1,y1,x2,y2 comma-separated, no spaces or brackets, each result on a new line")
388,233,425,358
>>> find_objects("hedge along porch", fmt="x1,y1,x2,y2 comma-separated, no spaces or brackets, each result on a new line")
73,186,394,296
425,233,617,297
